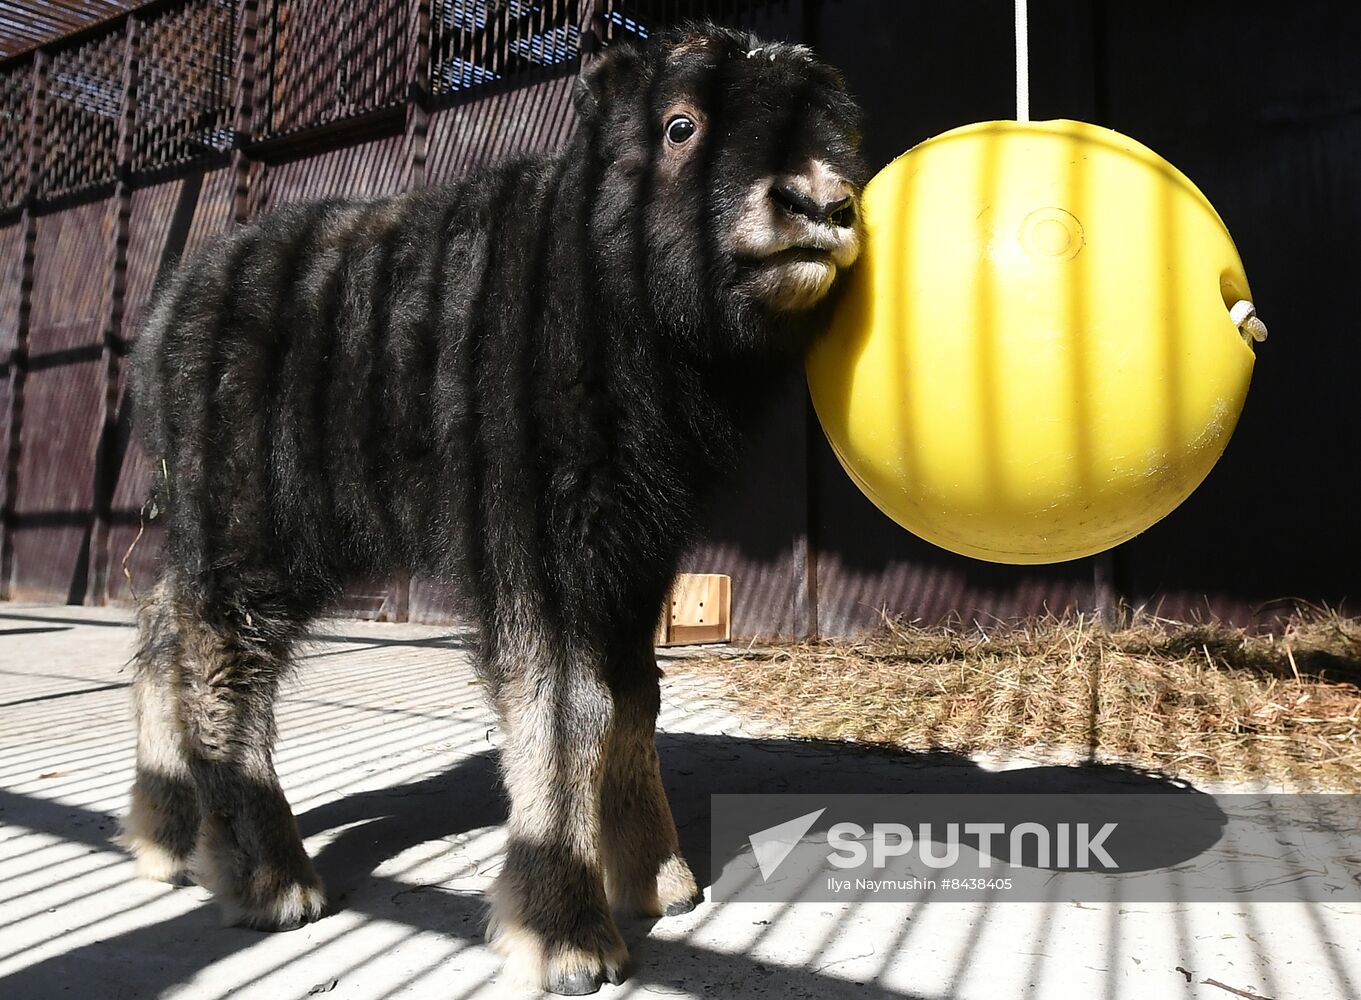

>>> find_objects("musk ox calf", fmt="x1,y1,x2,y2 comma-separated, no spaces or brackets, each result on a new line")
121,23,866,994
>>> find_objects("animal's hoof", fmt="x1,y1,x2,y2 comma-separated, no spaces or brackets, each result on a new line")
225,881,328,933
264,910,314,932
240,904,322,932
653,855,701,918
547,969,603,996
118,829,193,885
489,875,629,991
663,897,698,917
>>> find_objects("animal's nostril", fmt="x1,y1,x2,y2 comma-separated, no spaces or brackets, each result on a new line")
770,182,821,222
824,195,856,228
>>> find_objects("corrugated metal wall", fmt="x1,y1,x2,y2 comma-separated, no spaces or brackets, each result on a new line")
2,0,1357,635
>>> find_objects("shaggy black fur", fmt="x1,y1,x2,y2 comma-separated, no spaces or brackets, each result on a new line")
125,23,866,994
137,29,863,642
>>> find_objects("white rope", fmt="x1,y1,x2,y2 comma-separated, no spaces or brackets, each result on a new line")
1229,299,1269,343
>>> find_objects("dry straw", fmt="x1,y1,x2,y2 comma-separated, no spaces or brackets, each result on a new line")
679,608,1361,791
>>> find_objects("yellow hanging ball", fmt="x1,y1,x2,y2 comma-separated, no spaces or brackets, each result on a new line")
808,119,1261,564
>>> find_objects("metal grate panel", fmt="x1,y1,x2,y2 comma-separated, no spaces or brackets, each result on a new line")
133,0,238,173
39,29,125,200
254,0,408,138
598,0,779,43
428,0,581,98
0,60,34,208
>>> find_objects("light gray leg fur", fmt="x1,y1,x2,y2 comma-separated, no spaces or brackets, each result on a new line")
486,631,629,996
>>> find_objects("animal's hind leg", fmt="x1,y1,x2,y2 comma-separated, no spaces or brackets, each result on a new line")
176,594,324,931
600,645,700,918
486,630,629,995
119,579,202,883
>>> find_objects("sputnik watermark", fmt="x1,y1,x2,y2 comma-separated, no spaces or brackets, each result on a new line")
824,820,1118,870
746,810,1118,883
712,793,1361,903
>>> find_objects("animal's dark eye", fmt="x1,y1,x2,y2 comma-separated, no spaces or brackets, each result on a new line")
665,115,697,145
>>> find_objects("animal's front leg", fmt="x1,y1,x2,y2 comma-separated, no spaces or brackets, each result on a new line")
488,640,628,995
600,656,701,918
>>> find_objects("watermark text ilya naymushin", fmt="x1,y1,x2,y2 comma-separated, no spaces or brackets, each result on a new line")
826,876,1015,893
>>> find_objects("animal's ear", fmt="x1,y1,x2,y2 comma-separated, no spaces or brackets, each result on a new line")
573,43,644,120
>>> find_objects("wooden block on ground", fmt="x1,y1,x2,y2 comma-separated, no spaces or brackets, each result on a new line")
656,573,731,646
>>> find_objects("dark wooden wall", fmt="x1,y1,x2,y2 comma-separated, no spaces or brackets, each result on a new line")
2,0,1357,636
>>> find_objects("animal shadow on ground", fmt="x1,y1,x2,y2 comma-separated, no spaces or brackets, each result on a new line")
5,729,1219,999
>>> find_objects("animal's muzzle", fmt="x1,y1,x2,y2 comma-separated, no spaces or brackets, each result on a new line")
769,179,856,229
728,160,863,280
761,159,862,271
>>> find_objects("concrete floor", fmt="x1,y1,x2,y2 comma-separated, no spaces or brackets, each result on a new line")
1,604,1358,1000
